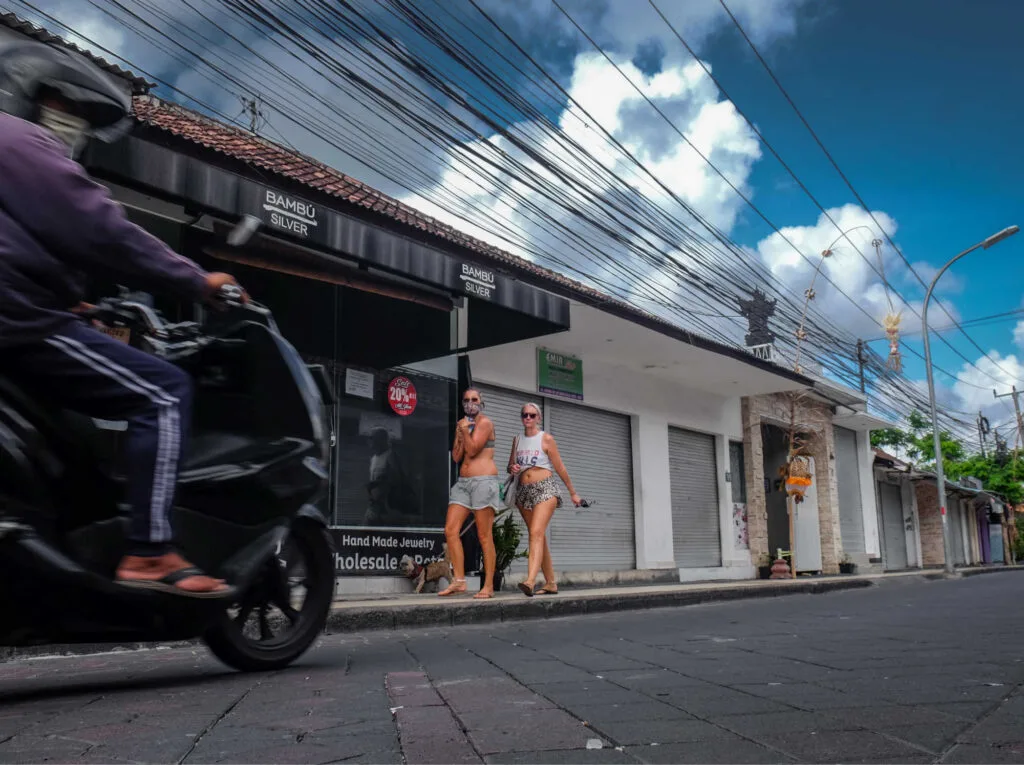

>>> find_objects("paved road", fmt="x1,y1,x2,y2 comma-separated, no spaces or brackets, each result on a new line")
1,573,1023,765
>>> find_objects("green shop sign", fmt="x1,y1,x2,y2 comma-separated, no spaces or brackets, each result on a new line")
537,348,583,401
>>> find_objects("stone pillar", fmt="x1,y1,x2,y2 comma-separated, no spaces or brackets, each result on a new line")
742,397,769,566
808,424,842,574
915,481,945,567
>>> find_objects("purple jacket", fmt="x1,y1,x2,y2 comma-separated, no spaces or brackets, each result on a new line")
0,113,209,347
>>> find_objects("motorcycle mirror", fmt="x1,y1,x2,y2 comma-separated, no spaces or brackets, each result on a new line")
227,214,261,247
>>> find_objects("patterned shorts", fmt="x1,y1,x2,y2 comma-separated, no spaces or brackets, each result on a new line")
516,476,563,510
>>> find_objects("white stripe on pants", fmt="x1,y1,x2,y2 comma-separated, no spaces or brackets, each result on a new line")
45,334,182,543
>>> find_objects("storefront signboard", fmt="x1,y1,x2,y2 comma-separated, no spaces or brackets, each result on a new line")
260,188,320,239
331,528,446,575
459,263,496,301
387,376,418,416
537,348,583,401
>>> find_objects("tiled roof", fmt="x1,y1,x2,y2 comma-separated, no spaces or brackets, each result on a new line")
131,95,627,305
129,96,806,383
0,12,153,94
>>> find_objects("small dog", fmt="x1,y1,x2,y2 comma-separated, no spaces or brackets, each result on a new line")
399,545,452,594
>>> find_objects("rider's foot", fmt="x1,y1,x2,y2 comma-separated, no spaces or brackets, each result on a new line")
116,552,230,595
473,588,494,599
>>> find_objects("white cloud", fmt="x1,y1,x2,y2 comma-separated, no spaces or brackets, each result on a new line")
1014,320,1024,350
952,351,1023,416
750,204,941,340
907,260,964,295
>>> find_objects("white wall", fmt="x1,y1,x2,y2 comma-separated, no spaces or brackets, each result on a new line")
469,339,754,580
856,431,881,557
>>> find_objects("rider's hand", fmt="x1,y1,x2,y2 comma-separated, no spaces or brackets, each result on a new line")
510,464,522,475
70,302,95,314
203,272,248,308
571,493,583,507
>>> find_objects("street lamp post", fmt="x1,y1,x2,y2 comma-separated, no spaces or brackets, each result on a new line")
923,225,1019,574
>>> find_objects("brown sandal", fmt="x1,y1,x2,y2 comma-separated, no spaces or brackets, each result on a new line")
536,585,558,595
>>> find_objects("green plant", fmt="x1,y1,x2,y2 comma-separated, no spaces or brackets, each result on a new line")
1015,515,1024,562
493,511,528,574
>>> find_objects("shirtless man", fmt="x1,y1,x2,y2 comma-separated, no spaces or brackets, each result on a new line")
439,388,499,598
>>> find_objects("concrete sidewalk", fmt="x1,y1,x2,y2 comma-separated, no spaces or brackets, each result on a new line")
323,565,1023,633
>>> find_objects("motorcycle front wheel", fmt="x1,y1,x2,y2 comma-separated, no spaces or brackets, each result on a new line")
204,518,335,672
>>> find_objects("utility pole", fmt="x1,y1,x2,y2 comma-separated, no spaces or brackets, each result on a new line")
855,339,867,394
976,411,990,458
994,386,1024,448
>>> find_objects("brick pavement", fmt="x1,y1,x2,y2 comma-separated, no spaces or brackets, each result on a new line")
1,571,1022,763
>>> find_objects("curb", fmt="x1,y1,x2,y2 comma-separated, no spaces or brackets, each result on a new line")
323,578,874,634
5,568,1021,662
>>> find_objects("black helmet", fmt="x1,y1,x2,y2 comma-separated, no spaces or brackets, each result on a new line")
0,39,131,149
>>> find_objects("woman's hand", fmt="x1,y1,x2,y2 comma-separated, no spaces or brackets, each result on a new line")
571,493,583,507
510,464,522,475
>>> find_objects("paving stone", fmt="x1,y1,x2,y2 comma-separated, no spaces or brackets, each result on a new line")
386,671,445,707
464,709,594,755
656,688,793,716
874,722,970,753
944,743,1024,763
535,683,652,708
583,718,736,747
567,702,692,725
756,729,927,762
959,720,1024,746
626,738,787,764
711,710,854,736
485,748,641,764
394,705,480,764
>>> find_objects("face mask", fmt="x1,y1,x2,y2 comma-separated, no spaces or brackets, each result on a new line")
38,105,88,158
463,401,481,417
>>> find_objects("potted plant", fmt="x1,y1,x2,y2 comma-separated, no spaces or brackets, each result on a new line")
481,511,527,591
839,554,857,575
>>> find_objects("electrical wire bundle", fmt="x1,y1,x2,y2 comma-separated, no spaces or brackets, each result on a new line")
11,0,1017,444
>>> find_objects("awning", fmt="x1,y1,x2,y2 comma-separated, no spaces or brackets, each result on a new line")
833,410,897,431
85,136,570,330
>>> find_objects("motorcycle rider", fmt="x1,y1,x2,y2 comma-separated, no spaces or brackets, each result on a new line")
0,41,242,597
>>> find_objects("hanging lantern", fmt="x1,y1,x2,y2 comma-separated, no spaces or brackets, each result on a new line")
883,311,903,372
785,455,813,502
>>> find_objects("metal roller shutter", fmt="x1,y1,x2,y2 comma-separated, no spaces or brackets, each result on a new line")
877,481,908,570
668,427,722,567
475,384,533,569
475,384,528,472
545,399,636,570
834,426,866,554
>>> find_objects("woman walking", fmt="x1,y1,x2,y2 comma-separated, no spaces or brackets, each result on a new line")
511,402,582,597
439,388,500,599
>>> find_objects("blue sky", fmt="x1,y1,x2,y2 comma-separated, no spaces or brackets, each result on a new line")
702,0,1024,429
15,0,1024,434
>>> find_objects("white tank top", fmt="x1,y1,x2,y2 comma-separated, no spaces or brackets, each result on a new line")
515,431,553,471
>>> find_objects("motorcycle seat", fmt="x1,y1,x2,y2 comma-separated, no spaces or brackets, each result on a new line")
181,431,255,471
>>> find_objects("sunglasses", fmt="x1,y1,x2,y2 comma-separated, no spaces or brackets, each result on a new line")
462,397,480,403
521,412,538,419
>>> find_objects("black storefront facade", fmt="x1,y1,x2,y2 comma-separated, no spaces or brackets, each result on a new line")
81,125,570,581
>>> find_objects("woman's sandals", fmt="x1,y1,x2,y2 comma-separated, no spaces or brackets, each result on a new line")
437,578,467,597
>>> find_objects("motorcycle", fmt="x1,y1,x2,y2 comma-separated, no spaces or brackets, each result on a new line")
0,219,337,672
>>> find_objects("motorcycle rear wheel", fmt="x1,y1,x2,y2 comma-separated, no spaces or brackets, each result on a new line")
204,518,334,672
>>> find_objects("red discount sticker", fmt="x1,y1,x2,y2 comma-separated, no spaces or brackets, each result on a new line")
387,376,418,416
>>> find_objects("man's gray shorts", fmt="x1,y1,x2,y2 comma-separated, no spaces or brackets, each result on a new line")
449,475,501,511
